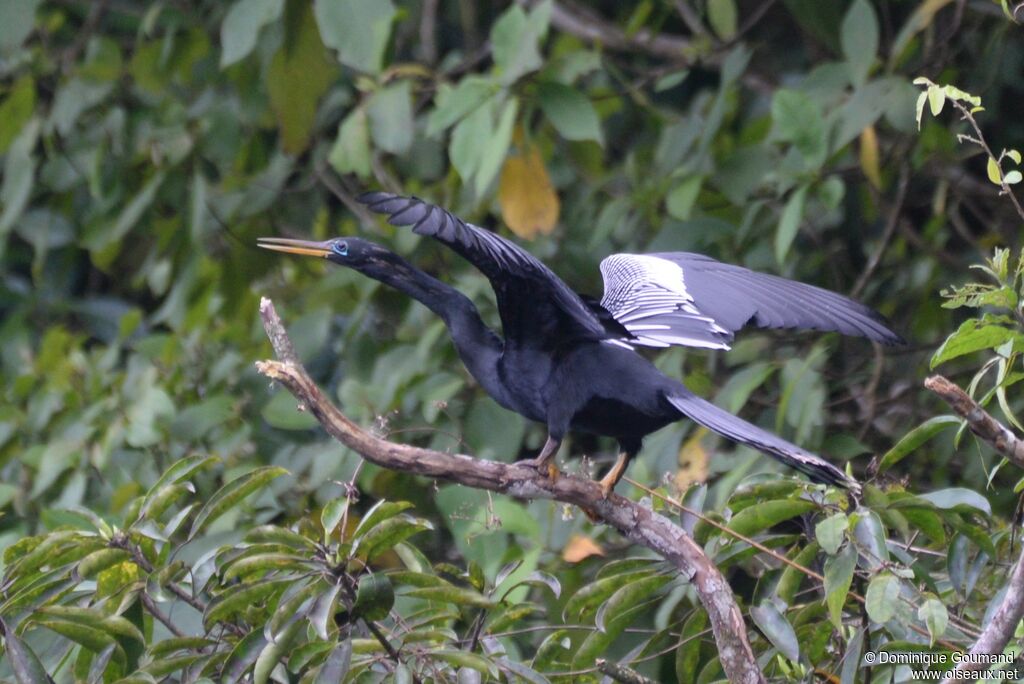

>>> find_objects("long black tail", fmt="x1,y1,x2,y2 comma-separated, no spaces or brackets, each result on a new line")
665,390,861,493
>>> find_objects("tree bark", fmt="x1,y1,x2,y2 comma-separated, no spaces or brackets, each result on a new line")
256,297,765,684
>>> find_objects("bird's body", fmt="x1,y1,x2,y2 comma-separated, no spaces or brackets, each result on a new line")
259,192,903,495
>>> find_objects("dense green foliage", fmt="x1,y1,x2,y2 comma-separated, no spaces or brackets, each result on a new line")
1,0,1023,681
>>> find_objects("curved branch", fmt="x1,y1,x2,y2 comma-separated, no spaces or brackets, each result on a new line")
256,297,765,684
926,374,1024,678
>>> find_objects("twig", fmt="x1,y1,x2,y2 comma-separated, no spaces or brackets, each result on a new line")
256,297,766,684
850,165,910,298
528,0,693,61
314,164,380,231
141,593,186,638
949,100,1024,222
419,0,439,64
924,375,1024,469
596,658,658,684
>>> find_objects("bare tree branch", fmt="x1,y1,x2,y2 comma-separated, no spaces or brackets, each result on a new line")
926,374,1024,678
924,375,1024,469
524,0,693,61
256,297,766,684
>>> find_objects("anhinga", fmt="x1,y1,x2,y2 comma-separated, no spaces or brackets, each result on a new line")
259,192,903,496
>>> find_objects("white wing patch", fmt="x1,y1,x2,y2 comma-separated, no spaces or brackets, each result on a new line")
600,254,732,350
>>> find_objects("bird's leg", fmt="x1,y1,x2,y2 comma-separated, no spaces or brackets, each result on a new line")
597,451,633,499
526,435,562,480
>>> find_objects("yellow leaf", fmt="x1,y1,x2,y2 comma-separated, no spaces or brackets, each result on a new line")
859,125,882,190
498,142,560,238
562,534,605,563
987,156,1003,185
674,428,709,490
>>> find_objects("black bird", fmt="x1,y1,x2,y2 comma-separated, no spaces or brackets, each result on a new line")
259,193,902,496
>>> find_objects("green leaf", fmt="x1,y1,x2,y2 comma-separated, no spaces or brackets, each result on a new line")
76,549,131,579
267,1,336,153
475,97,518,197
0,76,36,154
83,172,166,252
315,0,395,74
353,500,414,538
253,620,303,684
1007,149,1022,165
918,598,948,646
0,118,38,237
203,579,292,628
139,454,218,519
427,77,496,136
666,176,703,221
776,542,819,604
840,0,878,87
563,570,658,620
189,466,288,539
223,553,307,581
930,319,1016,368
220,0,284,67
775,184,808,264
354,573,394,621
537,82,602,144
707,0,738,40
404,584,494,608
34,617,125,666
918,487,992,516
815,513,848,555
1005,170,1022,184
675,610,708,682
0,0,41,53
727,499,817,537
878,416,961,472
450,99,492,188
367,80,413,155
865,572,900,623
313,640,352,684
3,629,54,684
320,497,349,539
37,606,143,644
491,4,546,85
749,602,799,661
261,391,320,430
430,649,499,678
223,629,268,682
246,525,318,551
594,574,672,633
824,544,856,628
771,90,826,168
329,107,372,178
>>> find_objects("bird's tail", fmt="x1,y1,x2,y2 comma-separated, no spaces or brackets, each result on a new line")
665,390,861,493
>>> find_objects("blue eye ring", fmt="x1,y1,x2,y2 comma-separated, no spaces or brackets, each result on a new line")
332,241,349,257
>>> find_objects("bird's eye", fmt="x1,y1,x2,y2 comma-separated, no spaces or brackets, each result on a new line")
332,241,349,257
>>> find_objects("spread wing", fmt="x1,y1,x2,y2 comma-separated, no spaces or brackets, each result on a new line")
359,192,608,346
600,252,904,350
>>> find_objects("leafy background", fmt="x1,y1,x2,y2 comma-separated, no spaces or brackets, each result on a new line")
1,0,1023,682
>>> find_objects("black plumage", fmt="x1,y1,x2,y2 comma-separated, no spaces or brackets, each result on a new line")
259,193,904,496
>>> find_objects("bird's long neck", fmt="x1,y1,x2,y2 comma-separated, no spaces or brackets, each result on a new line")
360,252,507,401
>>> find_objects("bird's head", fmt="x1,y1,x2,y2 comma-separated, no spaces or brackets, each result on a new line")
258,236,392,269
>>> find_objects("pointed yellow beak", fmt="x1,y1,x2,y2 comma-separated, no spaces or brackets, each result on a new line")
257,237,332,258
